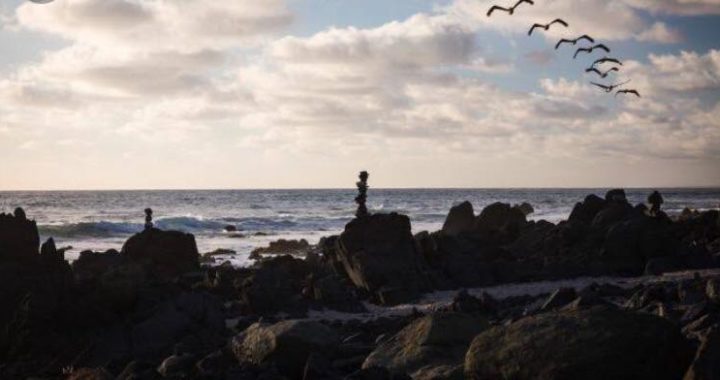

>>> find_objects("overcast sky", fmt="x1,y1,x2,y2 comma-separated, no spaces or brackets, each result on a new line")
0,0,718,190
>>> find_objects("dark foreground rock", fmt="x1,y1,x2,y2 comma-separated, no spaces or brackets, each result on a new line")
121,228,199,280
465,305,693,380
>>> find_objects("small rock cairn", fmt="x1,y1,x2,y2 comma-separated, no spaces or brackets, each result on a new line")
144,208,154,230
355,171,369,218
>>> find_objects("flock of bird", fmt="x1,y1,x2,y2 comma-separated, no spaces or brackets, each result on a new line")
487,0,641,98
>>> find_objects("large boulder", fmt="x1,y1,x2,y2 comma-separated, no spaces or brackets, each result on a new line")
121,228,199,280
464,306,693,380
568,194,606,224
238,255,311,316
336,213,431,305
604,215,681,275
364,312,489,380
232,320,340,378
684,327,720,380
0,209,40,261
72,249,124,284
442,202,475,236
474,202,527,242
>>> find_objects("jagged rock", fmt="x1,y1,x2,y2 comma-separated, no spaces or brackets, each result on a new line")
335,213,430,305
605,189,628,203
121,228,199,280
515,202,535,217
0,210,40,261
707,279,720,302
442,202,475,236
233,320,340,379
345,367,412,380
449,290,496,314
364,312,489,379
465,306,693,380
72,249,123,283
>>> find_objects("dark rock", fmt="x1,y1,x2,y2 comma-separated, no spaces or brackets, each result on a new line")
442,201,475,236
540,288,577,311
238,255,311,316
335,213,430,304
303,352,333,380
0,210,40,261
117,360,161,380
465,306,693,380
225,225,238,232
233,320,340,379
345,367,412,380
707,279,720,302
474,202,527,242
196,350,233,377
252,239,311,256
684,327,720,380
569,194,606,224
72,250,124,283
515,202,535,216
605,189,628,203
121,228,199,280
67,368,114,380
157,353,196,377
450,290,496,314
363,312,489,379
312,275,366,313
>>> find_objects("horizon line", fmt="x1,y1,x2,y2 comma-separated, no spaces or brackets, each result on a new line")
2,185,720,192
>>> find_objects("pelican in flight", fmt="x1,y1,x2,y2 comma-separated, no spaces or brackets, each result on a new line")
591,80,631,93
555,35,595,50
528,19,569,36
592,57,623,67
573,44,611,59
487,0,534,17
616,89,641,97
585,66,619,78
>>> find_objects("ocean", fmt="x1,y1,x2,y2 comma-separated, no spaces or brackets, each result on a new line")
1,188,718,266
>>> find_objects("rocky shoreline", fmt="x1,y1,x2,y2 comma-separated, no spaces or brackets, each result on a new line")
1,189,719,379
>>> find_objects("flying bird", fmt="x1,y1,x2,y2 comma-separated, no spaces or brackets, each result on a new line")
592,57,623,67
585,66,619,78
573,44,611,59
616,89,641,97
591,80,631,93
528,19,569,36
487,0,534,17
555,35,595,50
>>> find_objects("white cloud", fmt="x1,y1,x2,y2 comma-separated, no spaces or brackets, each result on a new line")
637,22,684,43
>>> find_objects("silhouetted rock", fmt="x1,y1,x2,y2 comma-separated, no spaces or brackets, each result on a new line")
465,306,693,380
72,250,123,283
474,202,527,242
605,189,628,203
251,239,311,256
0,209,40,261
121,228,199,280
345,367,412,380
442,201,475,236
311,274,366,313
238,255,311,316
540,288,577,311
66,368,114,380
364,312,489,379
335,213,430,305
569,194,606,224
684,327,720,380
233,320,340,378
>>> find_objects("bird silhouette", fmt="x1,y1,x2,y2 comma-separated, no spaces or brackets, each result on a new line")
555,35,595,50
573,44,611,59
585,66,619,78
487,0,534,17
528,19,569,36
592,57,623,67
616,89,641,97
591,80,631,93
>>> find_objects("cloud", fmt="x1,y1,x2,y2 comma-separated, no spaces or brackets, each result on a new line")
16,0,293,51
637,22,684,43
622,0,720,16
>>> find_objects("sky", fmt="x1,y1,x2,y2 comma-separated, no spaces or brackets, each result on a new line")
0,0,718,190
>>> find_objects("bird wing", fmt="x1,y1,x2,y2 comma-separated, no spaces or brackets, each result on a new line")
594,44,611,53
487,6,510,16
577,35,595,44
602,58,623,65
555,39,572,49
590,82,610,90
528,24,543,35
574,47,590,59
551,19,569,27
585,67,602,76
603,67,619,75
514,0,535,9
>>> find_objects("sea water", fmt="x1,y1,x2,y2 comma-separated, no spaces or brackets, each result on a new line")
1,188,718,265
